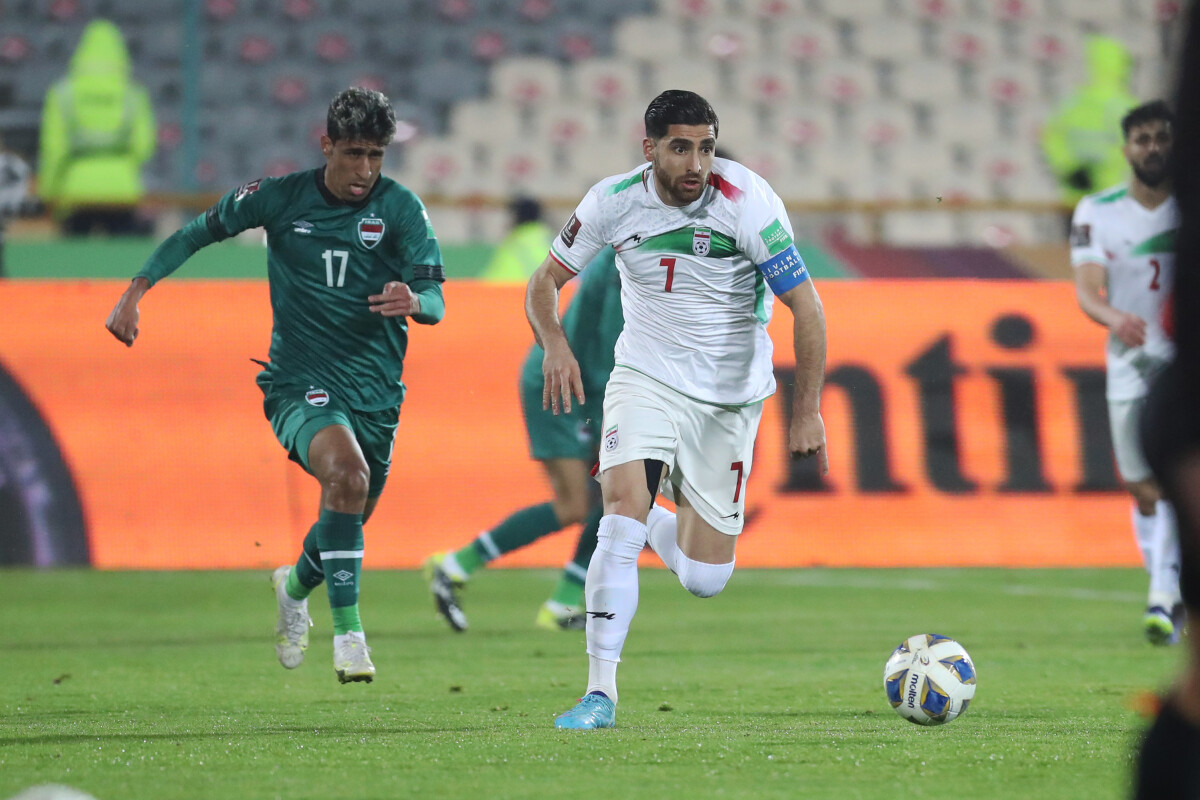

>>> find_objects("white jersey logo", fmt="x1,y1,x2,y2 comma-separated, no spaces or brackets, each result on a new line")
692,227,711,256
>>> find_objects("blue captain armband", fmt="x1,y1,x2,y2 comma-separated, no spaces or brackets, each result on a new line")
757,244,809,294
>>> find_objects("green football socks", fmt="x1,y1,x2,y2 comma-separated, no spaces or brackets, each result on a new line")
455,502,562,576
316,509,365,635
285,525,324,601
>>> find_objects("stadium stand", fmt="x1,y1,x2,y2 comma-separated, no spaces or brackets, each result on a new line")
0,0,1180,250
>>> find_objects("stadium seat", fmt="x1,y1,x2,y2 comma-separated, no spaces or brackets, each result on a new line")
1057,0,1129,25
979,61,1042,105
413,59,487,109
853,18,927,60
772,18,842,64
394,136,474,197
535,102,601,147
853,101,918,151
1014,23,1083,68
936,21,1005,65
896,0,970,21
932,99,1006,147
815,0,894,22
731,58,801,105
570,58,643,109
890,58,964,105
491,56,564,107
652,58,725,104
614,15,686,63
449,98,528,146
812,58,880,107
706,100,761,155
233,26,289,64
658,0,726,19
776,105,837,151
983,0,1052,22
490,141,566,196
746,0,805,21
554,28,606,62
694,16,763,62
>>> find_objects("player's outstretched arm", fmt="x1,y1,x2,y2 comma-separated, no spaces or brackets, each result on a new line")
105,276,150,347
779,280,829,475
526,254,584,415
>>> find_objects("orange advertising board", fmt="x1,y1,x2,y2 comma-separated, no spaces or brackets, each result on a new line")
0,280,1134,569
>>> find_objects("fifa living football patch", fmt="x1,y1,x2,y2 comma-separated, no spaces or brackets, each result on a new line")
758,219,793,255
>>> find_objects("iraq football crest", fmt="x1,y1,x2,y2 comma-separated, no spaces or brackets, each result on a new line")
692,227,711,256
358,216,385,249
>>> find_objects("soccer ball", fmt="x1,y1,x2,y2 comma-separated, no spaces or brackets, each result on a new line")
883,633,977,726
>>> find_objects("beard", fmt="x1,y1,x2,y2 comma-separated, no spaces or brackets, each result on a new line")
1133,156,1170,189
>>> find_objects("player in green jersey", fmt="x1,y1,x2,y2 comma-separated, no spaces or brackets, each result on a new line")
424,247,622,632
104,87,446,684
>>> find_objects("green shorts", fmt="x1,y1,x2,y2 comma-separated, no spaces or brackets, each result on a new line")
519,354,603,462
257,370,399,498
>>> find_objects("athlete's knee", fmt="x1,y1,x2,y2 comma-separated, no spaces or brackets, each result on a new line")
676,554,735,598
322,462,371,507
552,492,592,527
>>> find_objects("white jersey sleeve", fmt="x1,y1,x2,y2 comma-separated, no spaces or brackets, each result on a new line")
549,185,607,275
1070,197,1109,268
736,184,809,295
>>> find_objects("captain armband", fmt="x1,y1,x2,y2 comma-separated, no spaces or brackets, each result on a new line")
757,244,809,295
412,263,445,282
205,206,231,242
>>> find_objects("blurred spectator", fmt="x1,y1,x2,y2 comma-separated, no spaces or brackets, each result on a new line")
0,136,33,276
37,20,155,237
480,196,553,283
1041,35,1139,210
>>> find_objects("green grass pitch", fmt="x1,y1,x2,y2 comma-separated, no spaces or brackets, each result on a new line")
0,568,1181,799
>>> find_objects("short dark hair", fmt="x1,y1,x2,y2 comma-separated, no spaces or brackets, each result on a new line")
1122,100,1174,138
644,90,719,140
327,87,397,144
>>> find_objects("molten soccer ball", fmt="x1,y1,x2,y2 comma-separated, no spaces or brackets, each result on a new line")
883,633,977,725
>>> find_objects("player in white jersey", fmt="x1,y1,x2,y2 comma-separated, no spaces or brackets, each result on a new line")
526,90,828,729
1071,99,1181,645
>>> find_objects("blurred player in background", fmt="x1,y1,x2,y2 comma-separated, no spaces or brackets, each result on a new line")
1070,100,1181,645
425,246,621,632
528,90,827,730
104,87,445,684
1134,11,1200,796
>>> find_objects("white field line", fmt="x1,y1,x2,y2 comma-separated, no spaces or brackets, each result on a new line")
757,570,1144,603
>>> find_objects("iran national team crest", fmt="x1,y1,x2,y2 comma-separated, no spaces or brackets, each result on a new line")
305,389,330,407
358,216,385,249
692,227,711,256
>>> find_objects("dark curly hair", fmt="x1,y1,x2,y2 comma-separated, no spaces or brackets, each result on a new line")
644,90,719,140
327,87,397,144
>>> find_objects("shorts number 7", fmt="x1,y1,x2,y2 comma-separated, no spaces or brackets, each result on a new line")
730,460,744,503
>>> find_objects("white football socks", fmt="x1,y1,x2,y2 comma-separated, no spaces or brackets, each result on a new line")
646,503,680,573
1148,500,1181,610
584,514,647,702
1132,505,1156,574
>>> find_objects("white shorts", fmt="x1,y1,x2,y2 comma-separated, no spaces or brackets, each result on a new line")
598,367,764,535
1108,396,1151,483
